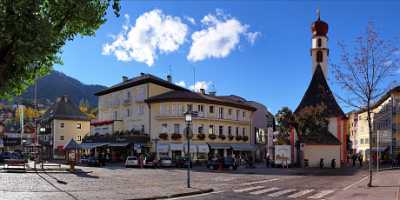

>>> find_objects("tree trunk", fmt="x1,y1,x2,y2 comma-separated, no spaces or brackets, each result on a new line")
367,108,373,187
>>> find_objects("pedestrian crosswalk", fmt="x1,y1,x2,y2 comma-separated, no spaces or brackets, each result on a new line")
233,184,335,199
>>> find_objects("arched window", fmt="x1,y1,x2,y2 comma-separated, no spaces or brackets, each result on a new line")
317,51,323,62
317,38,322,47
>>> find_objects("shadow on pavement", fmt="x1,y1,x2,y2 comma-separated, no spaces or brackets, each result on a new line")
36,172,79,200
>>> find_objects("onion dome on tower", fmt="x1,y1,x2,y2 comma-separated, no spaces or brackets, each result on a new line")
311,9,328,37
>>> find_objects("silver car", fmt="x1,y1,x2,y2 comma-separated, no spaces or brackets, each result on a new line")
125,156,139,168
159,157,174,167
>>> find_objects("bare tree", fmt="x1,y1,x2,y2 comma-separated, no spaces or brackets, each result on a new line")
332,22,399,187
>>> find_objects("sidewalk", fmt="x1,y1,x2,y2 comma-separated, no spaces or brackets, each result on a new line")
329,170,400,200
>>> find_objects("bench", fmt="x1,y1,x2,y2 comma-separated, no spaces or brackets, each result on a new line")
40,162,62,170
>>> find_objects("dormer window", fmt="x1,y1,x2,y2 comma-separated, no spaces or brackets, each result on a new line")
317,38,322,47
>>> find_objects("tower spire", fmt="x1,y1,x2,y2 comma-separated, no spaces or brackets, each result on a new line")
317,8,320,20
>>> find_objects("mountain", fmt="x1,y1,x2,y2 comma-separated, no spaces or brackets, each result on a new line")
18,71,107,107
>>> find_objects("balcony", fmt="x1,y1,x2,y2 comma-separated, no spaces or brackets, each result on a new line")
155,112,250,125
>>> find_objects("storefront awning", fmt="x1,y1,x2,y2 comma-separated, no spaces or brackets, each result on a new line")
231,144,256,151
157,144,169,153
197,144,210,153
80,143,109,149
170,143,184,151
208,143,231,149
108,142,130,147
370,146,389,152
183,144,197,153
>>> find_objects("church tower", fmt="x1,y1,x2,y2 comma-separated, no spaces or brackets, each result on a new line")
311,9,329,78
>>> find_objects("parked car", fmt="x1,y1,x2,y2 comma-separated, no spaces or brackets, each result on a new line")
159,157,174,167
0,152,24,163
207,157,221,170
175,156,192,168
87,157,103,167
79,156,89,164
223,157,237,170
144,155,158,168
125,156,139,168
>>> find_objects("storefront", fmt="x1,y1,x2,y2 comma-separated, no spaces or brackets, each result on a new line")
231,144,256,160
208,143,232,158
170,144,183,161
156,144,170,158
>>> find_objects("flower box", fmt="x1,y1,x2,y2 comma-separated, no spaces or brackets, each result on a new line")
242,135,249,141
197,133,206,140
235,135,242,141
171,133,182,140
219,135,226,140
228,135,234,140
208,134,217,140
159,133,168,140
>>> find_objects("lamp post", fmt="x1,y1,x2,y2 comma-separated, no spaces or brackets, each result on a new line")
184,111,194,188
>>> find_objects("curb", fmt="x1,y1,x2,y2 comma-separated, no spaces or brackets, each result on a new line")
128,188,214,200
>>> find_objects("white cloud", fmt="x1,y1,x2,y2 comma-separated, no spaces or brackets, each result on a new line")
185,16,196,25
102,9,188,66
189,81,212,92
187,10,260,62
175,81,186,87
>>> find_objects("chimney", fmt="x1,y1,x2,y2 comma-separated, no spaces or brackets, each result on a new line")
122,76,128,82
209,91,216,96
140,72,145,76
167,75,172,83
200,88,205,95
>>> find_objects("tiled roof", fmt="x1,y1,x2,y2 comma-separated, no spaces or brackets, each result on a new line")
95,73,189,96
295,65,345,118
41,96,89,121
145,91,257,111
302,129,341,145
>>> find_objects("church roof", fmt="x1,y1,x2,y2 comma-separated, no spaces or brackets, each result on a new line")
295,65,345,118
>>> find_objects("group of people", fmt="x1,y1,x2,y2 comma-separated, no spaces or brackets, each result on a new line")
350,153,364,167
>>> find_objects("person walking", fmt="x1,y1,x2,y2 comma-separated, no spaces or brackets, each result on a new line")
358,154,363,167
266,153,271,168
352,154,357,167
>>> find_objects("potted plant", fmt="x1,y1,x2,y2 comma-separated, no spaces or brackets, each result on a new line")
208,134,217,140
159,133,168,140
197,133,206,140
242,135,249,141
171,133,182,140
228,135,234,140
235,135,242,141
218,134,226,140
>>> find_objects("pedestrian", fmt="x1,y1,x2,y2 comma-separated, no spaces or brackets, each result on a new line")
358,154,363,167
266,153,271,168
139,154,144,168
352,154,357,167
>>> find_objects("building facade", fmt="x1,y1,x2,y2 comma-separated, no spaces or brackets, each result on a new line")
38,96,90,159
94,73,257,162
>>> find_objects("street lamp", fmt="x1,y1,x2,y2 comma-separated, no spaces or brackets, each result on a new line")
184,111,194,188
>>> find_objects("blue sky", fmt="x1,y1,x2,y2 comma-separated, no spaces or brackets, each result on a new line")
55,1,400,114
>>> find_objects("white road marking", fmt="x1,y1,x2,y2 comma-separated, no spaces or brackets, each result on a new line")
168,190,225,199
249,187,280,195
308,190,335,199
288,189,315,198
342,175,369,190
233,186,265,193
240,178,279,186
268,189,297,197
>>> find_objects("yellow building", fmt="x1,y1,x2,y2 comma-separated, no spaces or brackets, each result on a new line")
39,96,90,159
350,86,400,160
93,73,256,161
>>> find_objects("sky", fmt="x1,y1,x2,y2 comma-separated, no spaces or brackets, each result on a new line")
54,0,400,114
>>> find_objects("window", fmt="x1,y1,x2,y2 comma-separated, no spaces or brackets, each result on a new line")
209,125,214,134
242,111,246,119
228,126,232,135
60,123,64,128
161,123,168,133
174,124,180,134
360,138,364,144
228,109,232,115
236,127,239,136
76,136,82,141
198,124,204,134
113,111,118,120
76,123,81,129
187,104,193,112
317,51,323,62
141,125,145,133
209,106,214,113
138,104,145,115
242,128,246,136
218,107,224,119
219,126,224,135
126,109,130,117
317,38,322,47
236,110,240,120
365,138,369,144
60,136,64,140
198,105,204,112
